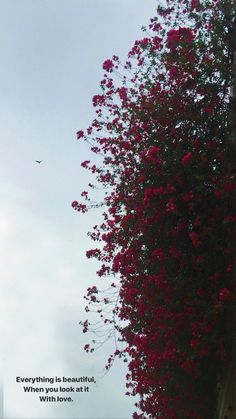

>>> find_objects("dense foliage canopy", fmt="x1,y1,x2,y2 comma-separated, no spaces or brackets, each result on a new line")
73,1,236,417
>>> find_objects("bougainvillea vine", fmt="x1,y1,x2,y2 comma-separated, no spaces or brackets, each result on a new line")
73,1,236,417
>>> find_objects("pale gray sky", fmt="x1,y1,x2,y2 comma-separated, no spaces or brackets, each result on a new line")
0,1,157,418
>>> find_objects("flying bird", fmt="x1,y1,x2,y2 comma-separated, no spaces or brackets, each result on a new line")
35,160,43,164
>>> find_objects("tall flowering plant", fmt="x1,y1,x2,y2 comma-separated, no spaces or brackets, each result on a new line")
73,0,236,417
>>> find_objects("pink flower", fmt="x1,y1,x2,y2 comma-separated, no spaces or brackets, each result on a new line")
190,0,200,11
84,344,91,352
203,106,212,114
118,86,128,101
76,130,84,140
218,288,232,304
166,27,194,51
190,338,199,348
166,198,177,213
215,189,222,198
181,151,193,165
169,66,178,79
148,146,161,156
151,247,166,261
189,231,200,247
166,29,180,50
224,182,234,193
92,94,105,107
103,59,114,72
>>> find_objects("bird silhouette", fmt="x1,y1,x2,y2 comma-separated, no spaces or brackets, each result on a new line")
35,160,43,164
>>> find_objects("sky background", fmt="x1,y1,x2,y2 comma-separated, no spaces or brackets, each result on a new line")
0,1,158,418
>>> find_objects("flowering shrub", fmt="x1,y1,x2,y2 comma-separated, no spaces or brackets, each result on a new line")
74,0,236,418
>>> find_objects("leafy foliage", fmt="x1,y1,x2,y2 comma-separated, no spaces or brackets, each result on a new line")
73,1,236,417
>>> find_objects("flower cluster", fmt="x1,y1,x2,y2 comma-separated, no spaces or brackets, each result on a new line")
74,0,236,417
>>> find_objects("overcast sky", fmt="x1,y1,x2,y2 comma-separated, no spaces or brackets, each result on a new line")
0,1,157,418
